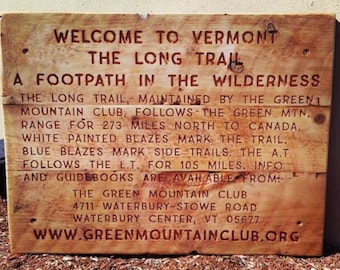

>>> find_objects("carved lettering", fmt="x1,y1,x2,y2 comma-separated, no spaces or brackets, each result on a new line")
2,13,333,256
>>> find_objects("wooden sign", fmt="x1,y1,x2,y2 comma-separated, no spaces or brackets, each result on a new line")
1,14,335,256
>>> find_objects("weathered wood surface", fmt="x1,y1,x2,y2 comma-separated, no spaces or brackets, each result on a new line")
1,14,335,255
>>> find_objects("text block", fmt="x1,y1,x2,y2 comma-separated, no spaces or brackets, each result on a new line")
1,14,335,255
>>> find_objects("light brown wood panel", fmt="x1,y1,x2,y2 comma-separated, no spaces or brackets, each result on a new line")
1,13,334,255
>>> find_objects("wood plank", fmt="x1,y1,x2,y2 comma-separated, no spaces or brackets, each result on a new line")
1,13,335,255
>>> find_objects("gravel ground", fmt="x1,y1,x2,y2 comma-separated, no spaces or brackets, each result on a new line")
1,197,339,270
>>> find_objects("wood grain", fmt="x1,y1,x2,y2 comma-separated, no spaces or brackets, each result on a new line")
1,13,335,255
